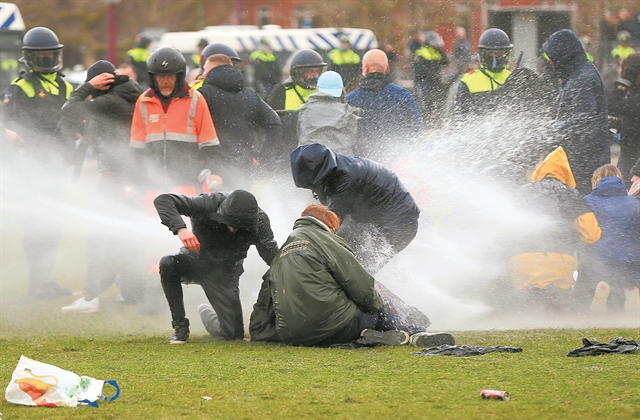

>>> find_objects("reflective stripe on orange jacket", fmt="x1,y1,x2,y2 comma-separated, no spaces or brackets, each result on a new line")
130,87,218,148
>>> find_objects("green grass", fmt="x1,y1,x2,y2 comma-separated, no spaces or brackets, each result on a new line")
1,319,638,419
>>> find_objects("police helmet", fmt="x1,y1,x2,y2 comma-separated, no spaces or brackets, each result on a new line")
290,49,327,89
147,47,187,96
424,31,444,48
198,38,209,49
21,27,63,74
135,33,152,49
478,28,513,72
196,43,241,76
618,30,631,43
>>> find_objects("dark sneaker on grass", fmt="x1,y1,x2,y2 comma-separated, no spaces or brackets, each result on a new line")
360,329,410,346
170,319,190,344
409,332,455,348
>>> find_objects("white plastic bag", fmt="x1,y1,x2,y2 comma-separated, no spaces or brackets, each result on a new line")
5,355,119,408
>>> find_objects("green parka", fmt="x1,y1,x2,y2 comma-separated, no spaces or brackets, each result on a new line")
270,216,383,346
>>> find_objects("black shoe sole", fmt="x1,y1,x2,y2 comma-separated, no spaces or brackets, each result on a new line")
411,332,455,348
361,329,410,346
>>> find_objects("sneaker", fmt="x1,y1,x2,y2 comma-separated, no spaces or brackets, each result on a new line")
61,297,99,313
624,287,639,314
198,304,221,337
360,329,410,346
409,331,456,348
590,281,609,314
170,319,190,344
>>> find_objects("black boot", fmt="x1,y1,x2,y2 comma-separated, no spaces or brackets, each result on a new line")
170,319,190,344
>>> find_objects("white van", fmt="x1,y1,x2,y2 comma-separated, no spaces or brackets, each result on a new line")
157,25,377,63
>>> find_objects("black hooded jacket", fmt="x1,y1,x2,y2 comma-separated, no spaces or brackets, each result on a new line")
543,29,611,194
198,65,281,165
61,76,142,177
290,143,420,227
154,190,278,263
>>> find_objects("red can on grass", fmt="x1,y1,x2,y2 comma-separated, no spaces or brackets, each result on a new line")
481,389,509,401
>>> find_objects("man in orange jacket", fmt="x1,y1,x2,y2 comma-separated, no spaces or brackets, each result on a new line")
130,46,219,190
130,46,219,313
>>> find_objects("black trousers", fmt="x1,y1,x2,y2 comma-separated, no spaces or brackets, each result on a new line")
338,216,419,274
159,249,245,340
307,309,379,347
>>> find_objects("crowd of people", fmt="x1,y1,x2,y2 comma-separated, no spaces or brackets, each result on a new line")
1,22,639,347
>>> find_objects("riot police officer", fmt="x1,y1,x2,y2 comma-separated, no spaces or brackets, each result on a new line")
2,27,75,299
267,49,327,111
126,33,152,88
453,28,513,116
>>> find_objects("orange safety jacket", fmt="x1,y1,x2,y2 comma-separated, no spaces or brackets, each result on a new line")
130,87,218,149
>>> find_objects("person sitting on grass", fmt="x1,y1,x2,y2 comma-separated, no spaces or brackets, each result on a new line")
248,203,454,348
581,164,640,314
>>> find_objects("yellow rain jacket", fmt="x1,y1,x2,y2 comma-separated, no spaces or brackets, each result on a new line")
511,147,600,290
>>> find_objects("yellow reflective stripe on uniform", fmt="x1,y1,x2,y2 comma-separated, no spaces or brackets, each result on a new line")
611,45,635,59
128,48,151,62
250,50,276,62
460,68,511,94
1,59,18,71
328,49,361,65
414,46,443,61
10,73,71,98
284,85,315,110
189,79,204,90
586,52,594,63
11,78,35,97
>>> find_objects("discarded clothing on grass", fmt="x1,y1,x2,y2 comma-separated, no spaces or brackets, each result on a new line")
566,337,638,357
411,345,523,356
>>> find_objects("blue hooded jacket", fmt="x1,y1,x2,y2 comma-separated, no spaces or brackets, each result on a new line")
543,29,610,195
584,176,640,265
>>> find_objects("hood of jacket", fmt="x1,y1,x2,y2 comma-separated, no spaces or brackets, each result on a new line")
591,176,629,197
208,189,258,230
358,72,391,93
290,143,338,189
531,146,576,188
108,77,143,103
204,65,244,93
542,29,587,79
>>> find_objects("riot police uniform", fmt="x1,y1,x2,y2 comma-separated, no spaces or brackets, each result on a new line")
454,28,513,116
1,27,74,299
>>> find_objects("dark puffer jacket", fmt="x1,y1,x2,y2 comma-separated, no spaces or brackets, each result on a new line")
543,29,611,194
153,190,278,263
269,216,383,346
584,176,640,266
290,143,420,228
198,65,281,166
61,76,142,178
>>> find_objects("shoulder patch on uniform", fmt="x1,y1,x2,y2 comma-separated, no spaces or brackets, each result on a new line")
3,93,12,103
149,114,159,123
